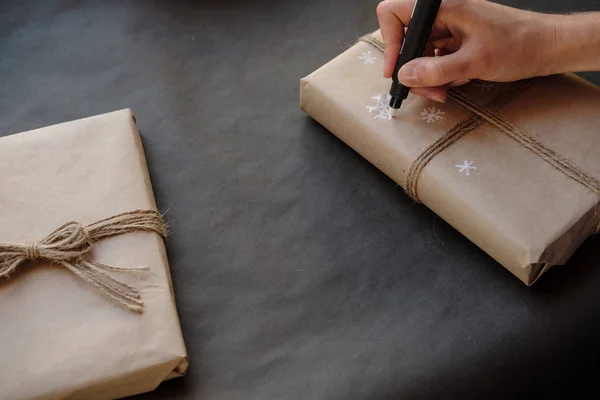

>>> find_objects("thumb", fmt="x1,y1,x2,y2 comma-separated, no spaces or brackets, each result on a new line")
398,52,471,87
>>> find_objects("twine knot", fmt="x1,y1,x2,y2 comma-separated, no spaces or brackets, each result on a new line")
25,243,40,260
0,210,166,313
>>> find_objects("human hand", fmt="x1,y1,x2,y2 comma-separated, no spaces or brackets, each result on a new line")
376,0,559,102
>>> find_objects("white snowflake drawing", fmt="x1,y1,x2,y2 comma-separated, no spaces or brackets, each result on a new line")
366,93,392,120
474,81,493,91
420,106,445,123
358,51,377,65
455,160,477,176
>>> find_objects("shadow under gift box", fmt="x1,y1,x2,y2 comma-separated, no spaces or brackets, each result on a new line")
0,109,187,400
300,30,600,285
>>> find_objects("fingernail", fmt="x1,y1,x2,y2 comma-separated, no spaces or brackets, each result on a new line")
428,94,446,103
450,79,471,87
398,65,419,86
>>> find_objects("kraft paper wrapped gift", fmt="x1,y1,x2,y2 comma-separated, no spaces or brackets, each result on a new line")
300,30,600,285
0,110,187,400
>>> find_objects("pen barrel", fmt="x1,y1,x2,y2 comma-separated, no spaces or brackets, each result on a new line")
388,0,442,112
390,81,410,108
392,0,442,82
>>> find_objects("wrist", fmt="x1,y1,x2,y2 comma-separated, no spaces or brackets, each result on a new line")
541,13,600,76
534,14,566,76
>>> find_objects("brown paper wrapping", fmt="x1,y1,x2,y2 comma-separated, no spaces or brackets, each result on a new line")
0,110,188,399
300,31,600,285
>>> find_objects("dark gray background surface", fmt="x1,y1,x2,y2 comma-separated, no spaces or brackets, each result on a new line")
1,1,600,399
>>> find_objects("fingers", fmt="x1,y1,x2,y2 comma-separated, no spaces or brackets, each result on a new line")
410,79,470,103
450,79,471,87
423,42,435,58
432,37,458,54
410,87,448,103
376,0,416,78
398,50,472,87
377,0,453,78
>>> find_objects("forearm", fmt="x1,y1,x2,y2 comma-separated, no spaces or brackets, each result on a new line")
545,13,600,75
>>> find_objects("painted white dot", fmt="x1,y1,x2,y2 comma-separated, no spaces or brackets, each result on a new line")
420,106,445,123
455,160,477,176
358,51,377,65
474,81,493,91
366,93,392,120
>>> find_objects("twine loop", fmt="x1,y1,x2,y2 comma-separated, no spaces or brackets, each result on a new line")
0,209,166,313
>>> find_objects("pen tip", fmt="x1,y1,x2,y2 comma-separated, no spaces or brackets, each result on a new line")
390,102,402,118
389,96,403,109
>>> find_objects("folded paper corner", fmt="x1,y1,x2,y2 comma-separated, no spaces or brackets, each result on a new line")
527,263,554,286
164,356,189,381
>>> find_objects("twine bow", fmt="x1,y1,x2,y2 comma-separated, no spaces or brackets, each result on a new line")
0,209,166,313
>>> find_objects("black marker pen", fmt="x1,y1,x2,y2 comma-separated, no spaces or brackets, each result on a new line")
389,0,442,111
